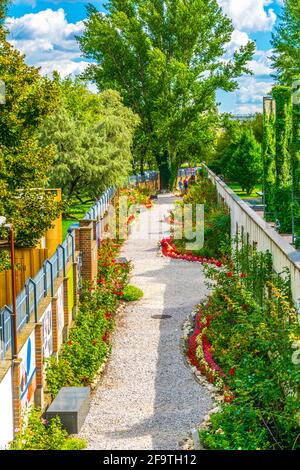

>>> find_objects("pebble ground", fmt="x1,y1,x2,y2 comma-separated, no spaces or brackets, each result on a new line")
80,194,212,450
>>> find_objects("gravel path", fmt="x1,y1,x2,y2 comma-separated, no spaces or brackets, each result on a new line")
80,194,212,450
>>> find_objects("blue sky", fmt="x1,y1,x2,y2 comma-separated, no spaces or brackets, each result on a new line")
6,0,284,114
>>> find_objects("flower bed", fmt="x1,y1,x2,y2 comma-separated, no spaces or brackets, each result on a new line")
187,304,234,401
190,244,300,450
46,239,132,398
160,237,223,267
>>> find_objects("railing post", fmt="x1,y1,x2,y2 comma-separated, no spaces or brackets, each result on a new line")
43,261,47,297
59,244,66,277
70,232,75,263
10,306,16,358
0,310,4,360
25,280,30,323
56,246,60,274
45,260,54,297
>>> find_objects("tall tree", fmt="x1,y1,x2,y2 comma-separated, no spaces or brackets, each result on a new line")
40,77,139,201
271,0,300,85
0,6,62,248
79,0,255,188
226,129,262,195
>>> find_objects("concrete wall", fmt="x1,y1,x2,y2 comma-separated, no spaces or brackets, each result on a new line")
206,167,300,308
0,368,13,449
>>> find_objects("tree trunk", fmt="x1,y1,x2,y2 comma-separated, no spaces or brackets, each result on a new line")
158,150,171,191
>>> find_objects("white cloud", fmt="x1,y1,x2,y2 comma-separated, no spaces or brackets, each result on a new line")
235,103,263,114
6,8,87,78
247,49,273,76
225,29,250,54
14,0,37,6
218,0,276,31
237,76,273,104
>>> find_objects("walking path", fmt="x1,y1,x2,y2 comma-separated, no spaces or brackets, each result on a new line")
80,194,212,450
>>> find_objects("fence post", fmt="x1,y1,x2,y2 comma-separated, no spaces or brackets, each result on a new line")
51,297,59,356
63,276,70,336
72,261,79,319
78,220,98,286
12,358,22,435
34,323,44,408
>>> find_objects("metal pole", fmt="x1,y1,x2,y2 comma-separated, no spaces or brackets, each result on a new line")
9,226,18,359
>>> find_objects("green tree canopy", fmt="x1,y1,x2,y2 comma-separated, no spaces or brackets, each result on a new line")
208,113,263,176
271,0,300,85
0,7,62,248
39,77,140,201
226,129,262,195
79,0,255,188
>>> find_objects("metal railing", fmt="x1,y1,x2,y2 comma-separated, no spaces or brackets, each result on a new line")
128,171,158,185
0,174,158,360
0,233,75,360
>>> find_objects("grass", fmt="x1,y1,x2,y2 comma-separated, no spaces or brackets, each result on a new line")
122,284,144,302
227,183,263,200
62,198,94,240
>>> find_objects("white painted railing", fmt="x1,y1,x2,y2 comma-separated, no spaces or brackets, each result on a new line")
205,166,300,308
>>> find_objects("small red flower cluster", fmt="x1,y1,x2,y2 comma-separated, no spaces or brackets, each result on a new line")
161,237,222,267
127,214,135,225
187,304,235,403
102,331,109,343
187,308,226,380
202,334,226,379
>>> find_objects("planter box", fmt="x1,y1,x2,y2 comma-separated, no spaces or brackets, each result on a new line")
45,387,90,434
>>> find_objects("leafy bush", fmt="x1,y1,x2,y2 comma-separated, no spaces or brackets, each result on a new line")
191,241,300,449
122,284,144,302
173,178,230,259
200,404,272,450
10,408,86,450
46,239,132,398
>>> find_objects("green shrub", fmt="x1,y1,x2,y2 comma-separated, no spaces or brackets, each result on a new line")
46,239,132,398
195,242,300,450
46,294,113,398
173,178,231,259
200,404,272,450
122,284,144,302
10,408,86,450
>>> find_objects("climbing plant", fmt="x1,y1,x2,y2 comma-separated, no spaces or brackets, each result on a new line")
291,79,300,244
262,98,276,221
272,86,293,231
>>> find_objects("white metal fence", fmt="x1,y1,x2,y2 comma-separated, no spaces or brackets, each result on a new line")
205,166,300,308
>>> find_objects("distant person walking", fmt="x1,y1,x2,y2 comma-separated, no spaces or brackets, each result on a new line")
183,178,189,193
178,179,183,193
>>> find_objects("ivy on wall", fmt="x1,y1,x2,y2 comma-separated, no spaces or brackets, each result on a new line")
291,79,300,243
272,86,293,231
262,98,276,220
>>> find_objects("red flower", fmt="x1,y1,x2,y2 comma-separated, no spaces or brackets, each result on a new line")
102,332,109,343
105,312,111,320
227,271,233,278
240,272,247,278
242,304,247,311
229,367,236,376
91,340,97,346
68,341,73,346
